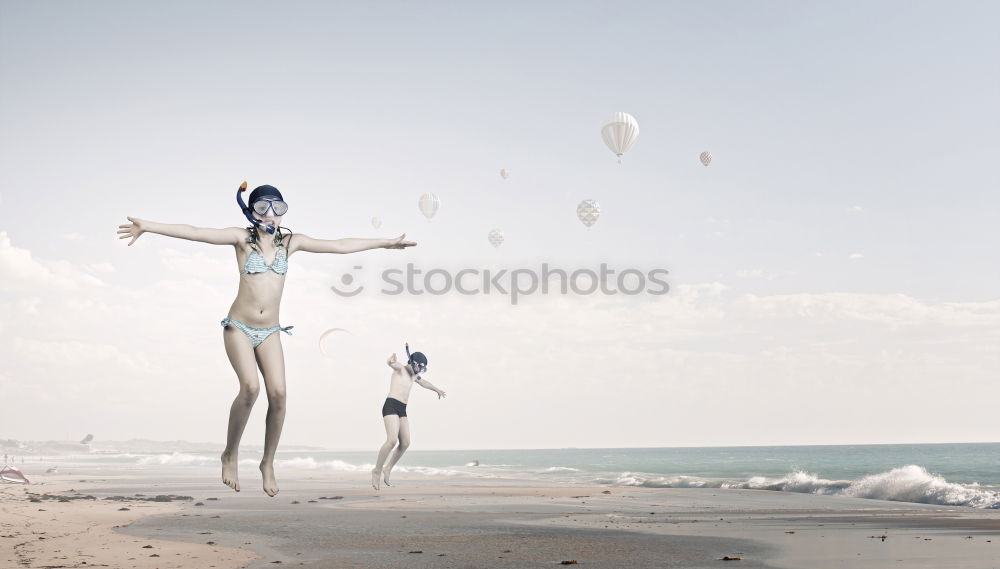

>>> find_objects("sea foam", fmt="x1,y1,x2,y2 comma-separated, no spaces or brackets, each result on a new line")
602,465,1000,508
135,452,216,466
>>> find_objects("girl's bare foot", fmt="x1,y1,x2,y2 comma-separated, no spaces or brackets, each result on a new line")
383,468,393,487
371,469,381,491
221,451,240,492
259,461,279,497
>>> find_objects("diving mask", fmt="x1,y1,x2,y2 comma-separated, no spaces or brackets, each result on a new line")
252,198,288,217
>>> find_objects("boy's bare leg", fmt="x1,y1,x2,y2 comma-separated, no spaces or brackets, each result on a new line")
256,334,287,497
221,326,261,492
383,417,411,486
372,414,400,491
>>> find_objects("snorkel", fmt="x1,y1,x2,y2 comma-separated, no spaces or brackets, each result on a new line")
405,342,427,380
236,181,282,235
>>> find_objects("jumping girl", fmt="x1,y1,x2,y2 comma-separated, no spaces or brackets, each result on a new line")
118,182,415,496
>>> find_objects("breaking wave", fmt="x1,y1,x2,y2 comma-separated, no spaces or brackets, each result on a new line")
601,465,1000,509
135,452,216,466
127,453,491,478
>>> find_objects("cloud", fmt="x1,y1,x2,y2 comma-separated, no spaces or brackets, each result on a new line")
736,269,797,280
157,247,232,277
849,253,864,259
0,231,106,292
62,232,85,241
15,296,41,316
83,262,116,273
12,336,157,376
0,230,998,447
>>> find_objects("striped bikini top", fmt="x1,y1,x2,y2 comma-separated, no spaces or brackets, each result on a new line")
243,227,289,275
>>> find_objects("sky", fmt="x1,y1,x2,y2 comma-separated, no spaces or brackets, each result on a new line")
0,0,997,450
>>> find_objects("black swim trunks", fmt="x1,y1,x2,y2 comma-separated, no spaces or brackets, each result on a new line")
382,397,407,417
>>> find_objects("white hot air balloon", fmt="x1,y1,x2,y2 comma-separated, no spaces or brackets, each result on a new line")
488,228,504,248
601,112,639,163
499,168,509,180
371,216,382,229
576,200,601,229
699,151,713,167
418,193,440,221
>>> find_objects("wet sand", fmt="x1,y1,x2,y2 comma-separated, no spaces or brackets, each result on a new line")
5,467,1000,568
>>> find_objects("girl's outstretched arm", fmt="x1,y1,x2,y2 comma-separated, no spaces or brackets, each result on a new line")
291,233,416,255
118,216,244,246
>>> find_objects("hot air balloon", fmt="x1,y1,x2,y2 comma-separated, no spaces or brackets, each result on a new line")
576,200,601,229
499,168,509,180
699,151,713,167
601,112,639,163
371,216,382,229
488,228,504,248
418,193,440,221
319,328,352,357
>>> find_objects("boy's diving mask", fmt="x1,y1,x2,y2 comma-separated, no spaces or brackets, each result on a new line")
405,343,428,379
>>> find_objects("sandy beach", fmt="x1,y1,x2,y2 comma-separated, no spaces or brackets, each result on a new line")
0,474,257,569
4,465,999,569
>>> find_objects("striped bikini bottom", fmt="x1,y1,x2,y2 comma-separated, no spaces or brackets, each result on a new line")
220,317,294,349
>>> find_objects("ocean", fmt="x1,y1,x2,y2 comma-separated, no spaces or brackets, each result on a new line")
11,442,1000,509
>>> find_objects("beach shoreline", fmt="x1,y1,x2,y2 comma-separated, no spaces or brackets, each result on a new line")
6,465,999,569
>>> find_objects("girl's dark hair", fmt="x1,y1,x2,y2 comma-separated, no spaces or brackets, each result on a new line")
248,184,283,204
247,225,293,249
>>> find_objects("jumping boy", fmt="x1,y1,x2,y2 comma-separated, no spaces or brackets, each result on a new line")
371,343,445,490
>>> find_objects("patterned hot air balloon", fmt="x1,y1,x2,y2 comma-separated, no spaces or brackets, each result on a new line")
699,151,713,167
418,193,440,221
371,216,382,229
500,168,509,180
601,112,639,163
488,228,504,248
576,200,601,229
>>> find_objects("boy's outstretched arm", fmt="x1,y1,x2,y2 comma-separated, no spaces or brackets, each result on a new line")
292,233,416,255
118,216,243,246
387,353,405,371
416,378,446,399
